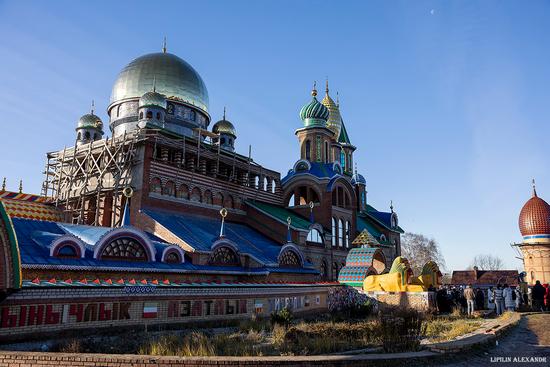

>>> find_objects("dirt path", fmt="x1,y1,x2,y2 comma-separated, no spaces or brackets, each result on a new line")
437,313,550,366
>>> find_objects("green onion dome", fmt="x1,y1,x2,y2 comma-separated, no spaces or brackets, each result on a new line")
212,118,237,138
76,113,103,132
299,85,329,127
139,90,167,109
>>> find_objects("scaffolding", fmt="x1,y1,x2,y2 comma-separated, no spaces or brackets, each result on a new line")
41,131,142,227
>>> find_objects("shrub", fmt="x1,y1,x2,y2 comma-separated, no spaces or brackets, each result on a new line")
270,307,293,327
328,286,377,318
378,308,426,353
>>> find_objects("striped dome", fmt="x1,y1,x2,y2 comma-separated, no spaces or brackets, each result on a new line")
519,187,550,244
299,90,329,128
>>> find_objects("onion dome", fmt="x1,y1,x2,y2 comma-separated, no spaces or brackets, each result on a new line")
519,181,550,244
212,114,237,138
351,172,366,186
110,51,209,114
139,90,167,109
321,80,342,137
76,113,103,132
299,83,329,127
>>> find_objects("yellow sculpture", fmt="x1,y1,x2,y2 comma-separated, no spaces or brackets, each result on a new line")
363,257,441,292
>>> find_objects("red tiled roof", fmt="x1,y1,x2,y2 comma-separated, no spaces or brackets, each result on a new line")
450,270,519,286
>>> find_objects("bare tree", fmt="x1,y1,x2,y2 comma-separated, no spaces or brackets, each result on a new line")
400,232,446,274
469,254,504,270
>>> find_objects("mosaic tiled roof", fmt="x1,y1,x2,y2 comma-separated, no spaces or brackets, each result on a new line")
352,229,380,247
0,191,63,222
337,247,385,287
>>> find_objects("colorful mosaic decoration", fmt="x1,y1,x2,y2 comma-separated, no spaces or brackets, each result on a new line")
0,198,64,222
0,190,51,203
351,229,380,246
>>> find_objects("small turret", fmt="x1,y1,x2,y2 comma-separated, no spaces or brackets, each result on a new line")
76,101,104,145
137,79,167,129
212,107,237,152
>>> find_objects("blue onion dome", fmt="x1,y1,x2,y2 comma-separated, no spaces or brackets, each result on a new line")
139,90,167,109
76,113,103,132
299,83,329,127
351,171,366,186
321,81,342,137
212,118,237,138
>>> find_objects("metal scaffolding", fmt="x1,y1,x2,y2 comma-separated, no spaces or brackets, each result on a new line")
41,131,142,227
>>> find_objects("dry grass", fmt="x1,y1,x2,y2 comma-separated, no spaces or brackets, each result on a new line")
425,317,482,342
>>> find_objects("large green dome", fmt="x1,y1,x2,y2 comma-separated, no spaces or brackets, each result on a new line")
299,88,329,127
110,52,209,113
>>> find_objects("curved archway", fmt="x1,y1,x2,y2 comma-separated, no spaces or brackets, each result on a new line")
163,181,175,196
203,190,213,205
177,184,189,199
150,177,162,194
161,245,186,264
190,187,202,202
94,228,155,262
209,246,239,266
49,235,86,258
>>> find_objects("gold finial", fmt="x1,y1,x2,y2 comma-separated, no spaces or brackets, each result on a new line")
354,162,358,175
91,100,95,115
220,207,228,218
336,91,340,107
532,179,537,197
153,76,157,92
223,106,226,120
1,177,5,191
390,200,394,212
325,77,329,95
311,81,317,97
18,179,22,194
287,216,292,227
162,37,167,53
309,201,314,210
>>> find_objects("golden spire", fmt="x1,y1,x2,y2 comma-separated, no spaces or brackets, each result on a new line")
18,179,22,194
162,36,167,53
336,91,340,107
91,100,95,115
390,200,394,213
223,106,226,120
311,81,317,97
1,177,5,191
325,77,329,95
532,178,537,197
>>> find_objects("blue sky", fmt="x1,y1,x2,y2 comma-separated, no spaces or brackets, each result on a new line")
0,0,549,271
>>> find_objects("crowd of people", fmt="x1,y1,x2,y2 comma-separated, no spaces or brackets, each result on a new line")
435,281,550,315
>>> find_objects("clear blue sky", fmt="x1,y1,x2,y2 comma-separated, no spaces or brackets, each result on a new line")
0,0,549,271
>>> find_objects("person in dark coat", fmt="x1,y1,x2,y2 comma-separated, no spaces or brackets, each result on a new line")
531,280,545,311
475,288,485,310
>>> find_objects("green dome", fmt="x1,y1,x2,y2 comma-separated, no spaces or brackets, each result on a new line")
76,113,103,132
139,91,167,109
299,89,329,127
110,52,209,113
212,119,237,138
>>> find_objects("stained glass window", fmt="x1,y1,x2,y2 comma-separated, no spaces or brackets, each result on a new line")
101,237,148,261
280,250,301,268
210,246,239,266
340,151,346,170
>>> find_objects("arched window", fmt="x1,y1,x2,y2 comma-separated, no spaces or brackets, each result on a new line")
177,184,189,199
209,246,239,266
77,132,81,140
84,131,90,140
338,219,344,247
331,218,336,247
324,141,329,163
305,140,311,160
57,244,78,258
263,177,268,191
203,190,213,204
163,181,175,196
224,195,234,209
332,262,339,280
287,194,295,207
189,110,196,121
100,237,148,261
221,137,226,145
345,221,351,248
146,111,153,119
272,180,276,194
340,151,346,170
279,250,301,268
307,228,323,244
254,176,260,189
320,260,328,280
139,112,143,119
190,187,201,202
156,112,161,120
150,178,162,194
164,251,181,264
